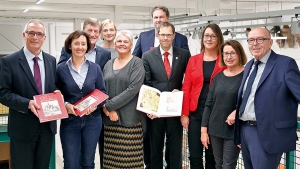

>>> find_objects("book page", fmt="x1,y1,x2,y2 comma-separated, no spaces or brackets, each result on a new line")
157,91,183,117
136,85,161,115
76,96,97,112
41,100,62,116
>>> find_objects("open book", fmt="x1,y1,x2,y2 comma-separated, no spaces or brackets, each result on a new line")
136,85,183,117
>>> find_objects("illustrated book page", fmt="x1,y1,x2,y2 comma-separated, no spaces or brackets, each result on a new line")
34,92,68,123
73,89,109,117
136,85,183,117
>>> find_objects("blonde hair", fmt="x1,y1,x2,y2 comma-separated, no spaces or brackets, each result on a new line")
100,19,117,39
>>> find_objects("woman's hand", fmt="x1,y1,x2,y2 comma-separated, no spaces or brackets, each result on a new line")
201,127,210,149
225,110,236,125
108,110,119,121
103,105,109,116
65,103,77,116
85,106,97,115
180,115,189,131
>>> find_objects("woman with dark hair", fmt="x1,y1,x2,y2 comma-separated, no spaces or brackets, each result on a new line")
181,23,226,169
56,30,107,169
201,40,247,169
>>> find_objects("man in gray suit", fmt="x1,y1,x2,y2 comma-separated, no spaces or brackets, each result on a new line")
142,22,190,169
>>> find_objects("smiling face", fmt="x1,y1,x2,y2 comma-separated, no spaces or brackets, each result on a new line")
101,23,116,42
22,22,46,55
152,9,169,29
158,26,175,51
222,45,240,68
115,34,132,55
83,23,100,47
70,35,88,58
203,27,218,51
247,27,273,60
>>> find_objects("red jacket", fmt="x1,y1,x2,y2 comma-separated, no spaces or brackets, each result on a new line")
182,52,226,116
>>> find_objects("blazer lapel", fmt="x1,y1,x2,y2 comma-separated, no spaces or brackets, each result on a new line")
43,53,53,93
238,59,253,97
95,46,101,65
149,30,155,48
170,47,179,79
18,50,40,94
257,52,277,89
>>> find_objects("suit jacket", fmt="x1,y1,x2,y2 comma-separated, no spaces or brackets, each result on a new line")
0,48,57,140
133,29,189,58
181,52,226,116
143,46,190,92
234,50,300,154
57,46,111,70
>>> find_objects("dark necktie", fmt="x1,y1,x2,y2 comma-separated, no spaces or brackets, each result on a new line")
163,52,171,78
239,60,261,116
33,57,42,94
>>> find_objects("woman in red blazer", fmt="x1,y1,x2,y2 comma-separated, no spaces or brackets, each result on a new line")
181,23,226,169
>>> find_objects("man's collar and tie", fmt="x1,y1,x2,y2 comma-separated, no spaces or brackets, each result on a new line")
239,49,271,121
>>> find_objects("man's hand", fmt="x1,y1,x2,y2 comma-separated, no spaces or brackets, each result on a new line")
181,115,189,131
147,113,158,119
29,100,40,117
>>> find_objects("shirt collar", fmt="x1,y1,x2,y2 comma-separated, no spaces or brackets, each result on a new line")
87,45,97,54
159,46,173,56
23,46,43,61
254,49,271,64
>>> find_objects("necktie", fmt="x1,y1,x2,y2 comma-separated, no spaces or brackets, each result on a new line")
33,57,42,94
163,52,171,78
239,60,261,116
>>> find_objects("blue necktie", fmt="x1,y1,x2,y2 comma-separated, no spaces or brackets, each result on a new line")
239,60,261,116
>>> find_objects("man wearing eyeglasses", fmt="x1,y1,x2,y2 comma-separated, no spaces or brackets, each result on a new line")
142,22,190,169
0,19,57,169
133,6,190,169
234,27,300,169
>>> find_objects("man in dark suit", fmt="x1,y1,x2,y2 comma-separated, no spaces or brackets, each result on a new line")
133,6,190,168
58,18,110,169
234,27,300,169
143,22,190,169
133,5,189,58
58,17,111,71
0,19,57,169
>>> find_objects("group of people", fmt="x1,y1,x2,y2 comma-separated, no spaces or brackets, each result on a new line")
0,4,300,169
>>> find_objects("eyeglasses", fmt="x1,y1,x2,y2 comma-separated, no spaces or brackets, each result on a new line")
25,31,45,38
203,34,217,40
223,52,237,58
247,38,270,45
159,34,174,38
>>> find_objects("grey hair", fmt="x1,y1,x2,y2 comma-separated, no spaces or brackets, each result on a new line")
23,19,46,34
115,30,133,43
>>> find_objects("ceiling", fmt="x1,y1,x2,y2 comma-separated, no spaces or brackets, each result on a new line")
0,0,300,28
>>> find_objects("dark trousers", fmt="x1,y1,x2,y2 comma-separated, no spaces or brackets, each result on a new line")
10,123,53,169
150,117,183,169
188,103,215,169
241,121,282,169
143,118,152,169
98,124,104,169
210,135,240,169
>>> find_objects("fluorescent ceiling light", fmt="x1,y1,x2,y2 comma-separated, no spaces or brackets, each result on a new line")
36,0,44,4
23,9,29,13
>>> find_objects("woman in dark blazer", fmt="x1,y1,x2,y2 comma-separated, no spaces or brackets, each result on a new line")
56,30,107,169
181,23,226,169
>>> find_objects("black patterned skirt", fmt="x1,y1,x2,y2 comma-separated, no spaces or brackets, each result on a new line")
103,122,144,169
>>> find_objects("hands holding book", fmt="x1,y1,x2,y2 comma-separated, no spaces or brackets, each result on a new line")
65,103,96,116
103,105,118,121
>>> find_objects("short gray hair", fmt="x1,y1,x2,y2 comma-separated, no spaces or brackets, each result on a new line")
23,19,46,34
83,18,101,32
115,30,133,43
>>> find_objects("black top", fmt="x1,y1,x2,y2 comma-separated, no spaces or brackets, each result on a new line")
202,71,244,139
199,60,216,101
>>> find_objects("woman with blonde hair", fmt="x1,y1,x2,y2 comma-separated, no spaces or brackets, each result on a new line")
100,19,118,59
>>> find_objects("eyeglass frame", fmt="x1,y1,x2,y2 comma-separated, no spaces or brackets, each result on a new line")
25,31,45,38
222,52,237,58
247,38,270,45
203,34,218,40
